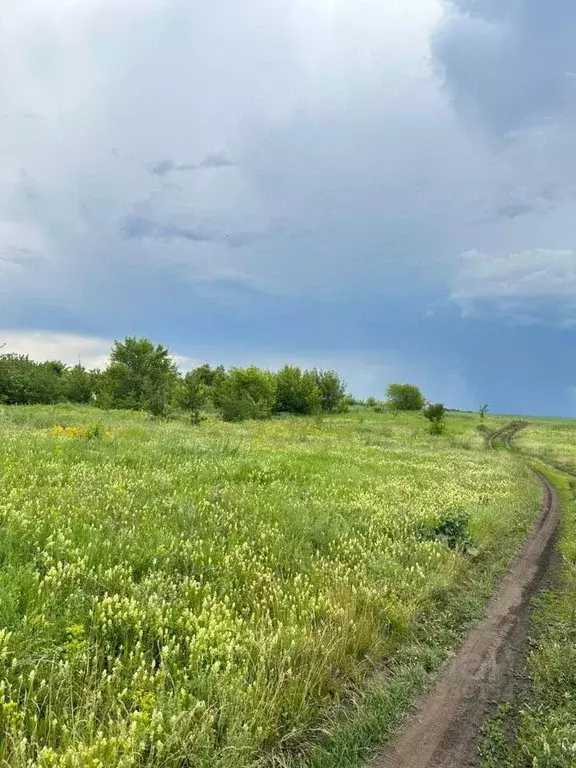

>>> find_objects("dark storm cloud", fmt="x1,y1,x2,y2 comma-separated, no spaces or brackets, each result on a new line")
121,215,257,248
198,151,234,169
121,215,213,242
494,202,535,220
0,247,45,266
150,151,234,176
433,0,576,134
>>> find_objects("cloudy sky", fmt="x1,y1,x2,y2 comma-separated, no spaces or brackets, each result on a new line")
1,0,576,415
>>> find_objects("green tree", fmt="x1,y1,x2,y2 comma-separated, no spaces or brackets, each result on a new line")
192,364,227,407
100,337,178,415
176,371,207,423
386,383,425,411
191,364,220,388
0,354,65,404
424,402,446,435
218,367,277,422
63,364,94,404
313,369,347,412
479,404,489,420
274,366,320,415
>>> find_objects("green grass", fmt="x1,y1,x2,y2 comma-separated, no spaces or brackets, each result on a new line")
0,405,540,767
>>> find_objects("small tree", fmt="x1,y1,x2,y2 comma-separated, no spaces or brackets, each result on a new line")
479,404,489,420
218,367,277,422
274,366,321,415
0,354,66,404
313,369,347,412
100,337,178,415
176,371,207,423
424,402,446,435
386,383,425,411
64,364,94,404
185,364,228,409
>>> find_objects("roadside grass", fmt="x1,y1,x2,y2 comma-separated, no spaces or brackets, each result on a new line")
0,405,539,767
286,491,540,768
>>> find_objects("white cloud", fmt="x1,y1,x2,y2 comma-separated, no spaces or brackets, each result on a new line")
172,354,204,372
0,330,112,369
451,249,576,308
0,331,210,374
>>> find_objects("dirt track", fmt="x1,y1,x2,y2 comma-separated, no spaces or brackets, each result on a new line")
371,438,559,768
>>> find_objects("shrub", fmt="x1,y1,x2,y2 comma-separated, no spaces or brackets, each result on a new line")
274,366,320,415
190,364,227,407
424,402,446,436
63,364,95,404
428,419,446,436
99,337,178,416
176,372,207,424
52,424,108,439
424,403,446,422
0,354,66,405
420,509,474,553
386,383,425,411
218,367,277,422
312,370,347,412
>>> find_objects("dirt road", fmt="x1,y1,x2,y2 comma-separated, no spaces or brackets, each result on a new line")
371,467,559,768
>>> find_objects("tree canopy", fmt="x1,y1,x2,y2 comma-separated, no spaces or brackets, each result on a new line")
0,337,351,422
385,383,425,411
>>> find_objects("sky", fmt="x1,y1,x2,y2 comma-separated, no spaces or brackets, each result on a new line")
1,0,576,415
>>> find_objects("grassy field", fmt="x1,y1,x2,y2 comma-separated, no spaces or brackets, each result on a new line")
0,405,540,767
515,418,576,472
480,424,576,767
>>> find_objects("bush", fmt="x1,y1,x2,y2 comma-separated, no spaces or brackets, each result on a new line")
52,423,107,439
1,341,355,423
99,337,178,416
428,419,446,436
313,370,347,412
218,367,277,422
190,364,227,408
338,396,353,413
420,509,474,552
423,403,446,422
176,371,207,424
386,383,425,411
424,402,446,435
274,366,320,415
63,364,94,404
0,354,65,405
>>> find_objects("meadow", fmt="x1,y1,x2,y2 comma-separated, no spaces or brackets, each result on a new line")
0,405,540,767
515,418,576,473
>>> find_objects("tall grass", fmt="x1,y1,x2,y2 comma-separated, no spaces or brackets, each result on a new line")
0,406,538,767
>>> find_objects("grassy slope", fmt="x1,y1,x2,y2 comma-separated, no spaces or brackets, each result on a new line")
479,430,576,767
0,406,539,767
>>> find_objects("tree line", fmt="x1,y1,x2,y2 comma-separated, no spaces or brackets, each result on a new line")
1,338,474,431
0,337,349,422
